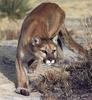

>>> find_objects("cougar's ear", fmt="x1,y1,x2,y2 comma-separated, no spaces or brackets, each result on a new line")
32,37,41,45
53,35,58,44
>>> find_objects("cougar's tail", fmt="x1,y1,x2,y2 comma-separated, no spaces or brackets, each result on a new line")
60,24,88,58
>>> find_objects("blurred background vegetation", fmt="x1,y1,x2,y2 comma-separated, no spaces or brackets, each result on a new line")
0,0,38,40
0,0,92,48
0,0,31,19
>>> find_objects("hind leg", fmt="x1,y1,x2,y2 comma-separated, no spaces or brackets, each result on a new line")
60,24,88,58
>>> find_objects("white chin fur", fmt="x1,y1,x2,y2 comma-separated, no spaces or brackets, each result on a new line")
51,60,55,64
46,60,51,64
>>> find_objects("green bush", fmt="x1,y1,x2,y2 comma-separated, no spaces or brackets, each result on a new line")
0,0,31,20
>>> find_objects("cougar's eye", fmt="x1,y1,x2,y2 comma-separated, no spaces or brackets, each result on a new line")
41,50,47,54
52,49,56,53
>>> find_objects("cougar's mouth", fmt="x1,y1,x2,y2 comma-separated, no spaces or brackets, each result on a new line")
43,58,56,65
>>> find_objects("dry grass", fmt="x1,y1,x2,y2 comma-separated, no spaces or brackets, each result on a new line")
28,62,70,98
0,18,21,40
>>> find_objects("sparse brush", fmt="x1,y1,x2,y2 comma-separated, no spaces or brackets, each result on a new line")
69,62,92,92
80,16,92,50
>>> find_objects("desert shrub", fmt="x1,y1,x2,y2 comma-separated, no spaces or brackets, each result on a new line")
0,0,31,20
0,0,32,40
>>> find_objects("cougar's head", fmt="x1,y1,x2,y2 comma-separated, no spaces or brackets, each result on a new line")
32,37,57,65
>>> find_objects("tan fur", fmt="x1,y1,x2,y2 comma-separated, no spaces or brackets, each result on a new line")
16,3,88,96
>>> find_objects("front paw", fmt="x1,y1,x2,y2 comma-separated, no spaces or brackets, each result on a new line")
16,87,30,96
